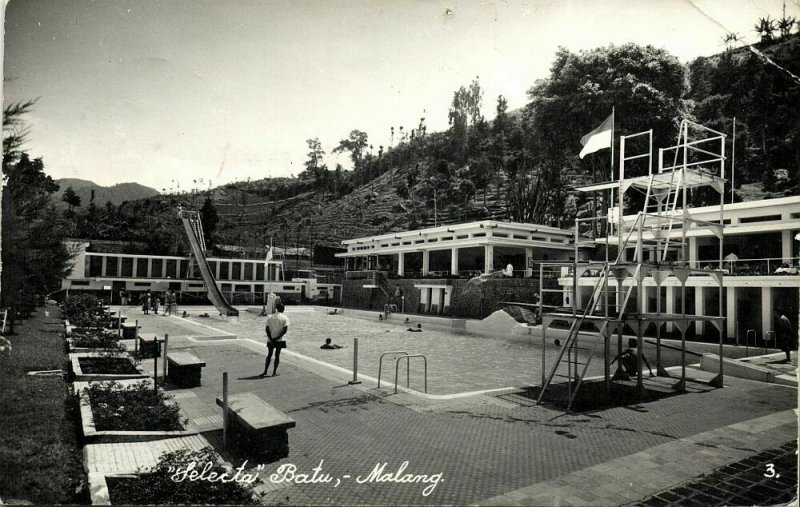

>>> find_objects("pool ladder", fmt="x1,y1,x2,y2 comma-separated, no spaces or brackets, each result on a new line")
377,350,428,394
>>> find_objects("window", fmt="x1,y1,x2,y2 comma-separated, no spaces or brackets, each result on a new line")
473,233,486,238
208,261,218,277
244,262,253,280
739,214,781,224
166,259,177,278
134,282,151,287
71,280,90,286
151,259,163,278
121,257,134,277
234,284,251,292
89,256,103,277
220,262,229,280
232,262,242,280
137,258,148,277
106,256,118,276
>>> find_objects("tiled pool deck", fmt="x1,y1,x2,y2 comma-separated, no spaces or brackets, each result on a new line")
106,305,798,506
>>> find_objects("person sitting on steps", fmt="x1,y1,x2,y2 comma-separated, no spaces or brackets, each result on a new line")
611,338,654,377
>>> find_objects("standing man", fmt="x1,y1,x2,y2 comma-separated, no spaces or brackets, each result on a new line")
165,290,176,316
775,309,796,364
261,301,289,377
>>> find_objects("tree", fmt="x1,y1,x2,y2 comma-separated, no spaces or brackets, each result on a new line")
527,43,690,178
304,138,325,174
62,186,81,215
332,130,369,172
448,76,484,163
755,16,777,42
777,15,796,38
199,196,219,249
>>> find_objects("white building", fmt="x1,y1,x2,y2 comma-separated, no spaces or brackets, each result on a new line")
568,196,800,341
336,220,576,278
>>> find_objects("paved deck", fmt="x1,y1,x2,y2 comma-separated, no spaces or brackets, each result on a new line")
104,306,798,505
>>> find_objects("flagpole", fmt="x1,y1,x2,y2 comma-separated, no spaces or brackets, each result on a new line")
610,107,615,238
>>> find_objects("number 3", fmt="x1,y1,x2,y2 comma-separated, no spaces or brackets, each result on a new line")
764,463,777,478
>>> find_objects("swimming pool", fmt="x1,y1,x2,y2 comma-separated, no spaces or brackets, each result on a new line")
179,307,605,395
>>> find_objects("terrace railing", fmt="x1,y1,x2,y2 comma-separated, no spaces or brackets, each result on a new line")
697,256,799,276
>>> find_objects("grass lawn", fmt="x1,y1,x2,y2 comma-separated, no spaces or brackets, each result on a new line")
0,306,87,504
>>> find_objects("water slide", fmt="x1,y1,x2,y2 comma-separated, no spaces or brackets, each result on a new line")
179,210,239,317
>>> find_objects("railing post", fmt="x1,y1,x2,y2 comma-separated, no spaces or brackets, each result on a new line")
153,338,158,395
222,372,229,449
134,319,139,358
348,338,361,385
162,334,169,384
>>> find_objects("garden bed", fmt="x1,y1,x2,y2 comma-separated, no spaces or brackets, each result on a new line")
69,352,147,381
78,380,195,443
104,448,260,505
67,330,123,353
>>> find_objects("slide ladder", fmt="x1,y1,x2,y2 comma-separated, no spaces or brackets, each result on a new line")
179,210,239,317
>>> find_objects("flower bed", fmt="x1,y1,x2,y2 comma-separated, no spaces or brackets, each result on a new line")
79,357,139,375
88,381,185,432
69,352,147,382
70,331,121,350
105,448,260,505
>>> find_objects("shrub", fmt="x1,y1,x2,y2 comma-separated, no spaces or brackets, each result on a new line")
63,294,103,328
106,447,260,505
87,381,185,431
71,330,124,351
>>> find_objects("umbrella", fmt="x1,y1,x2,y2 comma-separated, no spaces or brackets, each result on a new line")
724,253,739,273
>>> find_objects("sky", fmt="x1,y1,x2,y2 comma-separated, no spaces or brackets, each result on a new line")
3,0,798,191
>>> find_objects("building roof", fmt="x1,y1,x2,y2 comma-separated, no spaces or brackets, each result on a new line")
337,220,576,258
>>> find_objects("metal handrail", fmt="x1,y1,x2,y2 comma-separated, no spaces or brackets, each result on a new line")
764,331,776,354
378,351,408,388
394,354,427,394
746,329,757,357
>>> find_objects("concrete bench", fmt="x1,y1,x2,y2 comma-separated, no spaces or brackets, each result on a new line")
167,352,206,387
216,392,296,461
137,333,161,359
121,322,138,340
109,315,127,327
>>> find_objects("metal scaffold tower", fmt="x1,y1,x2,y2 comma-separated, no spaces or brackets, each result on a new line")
537,120,728,411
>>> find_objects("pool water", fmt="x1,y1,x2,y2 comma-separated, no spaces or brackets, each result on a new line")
181,307,605,395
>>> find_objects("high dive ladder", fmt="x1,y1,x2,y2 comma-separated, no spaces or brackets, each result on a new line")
536,119,728,411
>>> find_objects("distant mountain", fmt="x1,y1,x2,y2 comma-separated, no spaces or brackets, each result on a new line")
55,178,160,207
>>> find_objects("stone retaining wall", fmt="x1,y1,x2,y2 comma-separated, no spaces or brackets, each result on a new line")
342,277,554,318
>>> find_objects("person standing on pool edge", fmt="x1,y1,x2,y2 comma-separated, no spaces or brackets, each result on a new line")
261,301,289,377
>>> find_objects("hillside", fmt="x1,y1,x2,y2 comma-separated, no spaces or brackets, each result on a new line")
55,178,159,207
69,34,799,254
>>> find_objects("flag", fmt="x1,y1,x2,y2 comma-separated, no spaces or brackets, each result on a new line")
579,113,613,159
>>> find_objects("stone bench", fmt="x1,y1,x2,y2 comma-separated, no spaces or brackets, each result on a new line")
167,352,206,387
108,315,127,328
137,333,161,359
121,322,138,340
216,392,296,461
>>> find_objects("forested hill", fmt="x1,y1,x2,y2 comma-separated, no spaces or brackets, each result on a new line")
55,179,159,208
65,32,800,255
